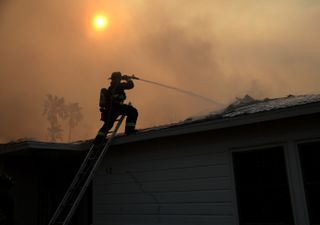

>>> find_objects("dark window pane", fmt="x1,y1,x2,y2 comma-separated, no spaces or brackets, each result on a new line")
233,147,294,225
299,141,320,225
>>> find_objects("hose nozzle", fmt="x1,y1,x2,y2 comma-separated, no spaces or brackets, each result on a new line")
130,74,139,80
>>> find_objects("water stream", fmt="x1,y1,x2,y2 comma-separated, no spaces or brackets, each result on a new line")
136,78,225,107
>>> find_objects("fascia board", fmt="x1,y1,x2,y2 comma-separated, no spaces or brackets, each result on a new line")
0,141,87,155
113,102,320,145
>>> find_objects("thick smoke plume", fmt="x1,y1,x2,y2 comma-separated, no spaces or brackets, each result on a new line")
1,0,320,142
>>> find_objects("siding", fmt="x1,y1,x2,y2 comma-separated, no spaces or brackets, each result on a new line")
93,136,235,225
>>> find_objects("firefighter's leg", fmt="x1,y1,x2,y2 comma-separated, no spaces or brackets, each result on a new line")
118,104,138,134
94,111,118,144
126,106,138,134
94,125,107,144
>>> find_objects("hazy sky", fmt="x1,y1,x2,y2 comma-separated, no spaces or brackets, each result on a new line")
1,0,320,142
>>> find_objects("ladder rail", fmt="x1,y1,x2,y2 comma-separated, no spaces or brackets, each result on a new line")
48,144,95,225
62,115,125,225
48,115,125,225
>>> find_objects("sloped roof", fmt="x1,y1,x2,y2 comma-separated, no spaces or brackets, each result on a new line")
115,94,320,144
0,139,89,154
221,94,320,118
1,94,320,151
138,94,320,131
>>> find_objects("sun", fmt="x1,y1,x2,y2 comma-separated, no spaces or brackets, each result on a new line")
93,15,108,30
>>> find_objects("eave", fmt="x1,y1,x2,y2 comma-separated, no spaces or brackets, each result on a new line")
113,101,320,145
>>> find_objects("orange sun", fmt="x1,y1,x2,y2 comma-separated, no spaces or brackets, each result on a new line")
93,15,108,30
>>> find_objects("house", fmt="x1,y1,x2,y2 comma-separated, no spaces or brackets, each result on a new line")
1,94,320,225
0,141,91,225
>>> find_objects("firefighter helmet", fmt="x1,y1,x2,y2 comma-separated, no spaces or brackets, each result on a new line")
110,71,122,81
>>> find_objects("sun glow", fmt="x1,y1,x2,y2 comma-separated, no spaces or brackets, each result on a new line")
93,15,108,30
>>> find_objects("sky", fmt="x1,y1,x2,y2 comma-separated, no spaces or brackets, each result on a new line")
1,0,320,143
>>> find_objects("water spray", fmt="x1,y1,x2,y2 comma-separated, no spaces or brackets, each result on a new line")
128,75,225,107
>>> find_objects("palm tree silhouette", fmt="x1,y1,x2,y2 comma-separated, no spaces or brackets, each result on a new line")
43,94,67,142
65,102,83,141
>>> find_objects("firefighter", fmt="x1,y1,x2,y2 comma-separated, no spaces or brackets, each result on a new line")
94,72,138,144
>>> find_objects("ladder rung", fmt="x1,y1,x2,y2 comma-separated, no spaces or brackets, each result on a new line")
79,171,88,174
63,201,74,206
48,116,125,225
62,203,74,209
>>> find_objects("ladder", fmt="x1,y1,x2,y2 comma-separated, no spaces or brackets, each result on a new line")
48,115,125,225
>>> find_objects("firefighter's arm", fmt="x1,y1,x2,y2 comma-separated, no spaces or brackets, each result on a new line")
120,75,134,89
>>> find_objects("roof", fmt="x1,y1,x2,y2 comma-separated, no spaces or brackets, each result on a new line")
114,94,320,144
221,94,320,118
0,139,89,155
1,94,320,152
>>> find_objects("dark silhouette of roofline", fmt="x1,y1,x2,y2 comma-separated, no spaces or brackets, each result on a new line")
1,94,320,153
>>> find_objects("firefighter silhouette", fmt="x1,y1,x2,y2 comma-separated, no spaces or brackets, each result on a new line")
94,72,138,144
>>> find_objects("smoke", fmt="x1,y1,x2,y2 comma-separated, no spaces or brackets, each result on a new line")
1,0,320,142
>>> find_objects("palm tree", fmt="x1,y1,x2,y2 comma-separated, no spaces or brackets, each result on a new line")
65,102,83,141
43,94,67,142
47,124,64,142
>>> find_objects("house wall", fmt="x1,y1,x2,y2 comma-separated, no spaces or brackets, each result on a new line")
93,135,234,225
0,150,91,225
35,151,91,225
3,156,39,225
93,113,320,225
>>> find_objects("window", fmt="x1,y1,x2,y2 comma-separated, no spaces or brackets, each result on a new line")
299,141,320,225
233,147,294,225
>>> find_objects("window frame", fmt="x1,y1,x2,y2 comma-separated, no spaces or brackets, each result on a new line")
296,139,320,225
229,142,310,225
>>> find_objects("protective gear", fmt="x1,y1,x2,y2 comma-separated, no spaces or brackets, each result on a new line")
93,132,106,145
109,77,134,104
122,75,131,80
125,120,138,134
110,72,122,81
99,103,138,135
96,71,138,141
99,88,111,109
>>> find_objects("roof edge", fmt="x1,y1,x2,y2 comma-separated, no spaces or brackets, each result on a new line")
0,140,89,154
112,100,320,145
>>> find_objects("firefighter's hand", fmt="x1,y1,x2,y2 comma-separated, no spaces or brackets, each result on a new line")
131,74,139,80
122,75,131,80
